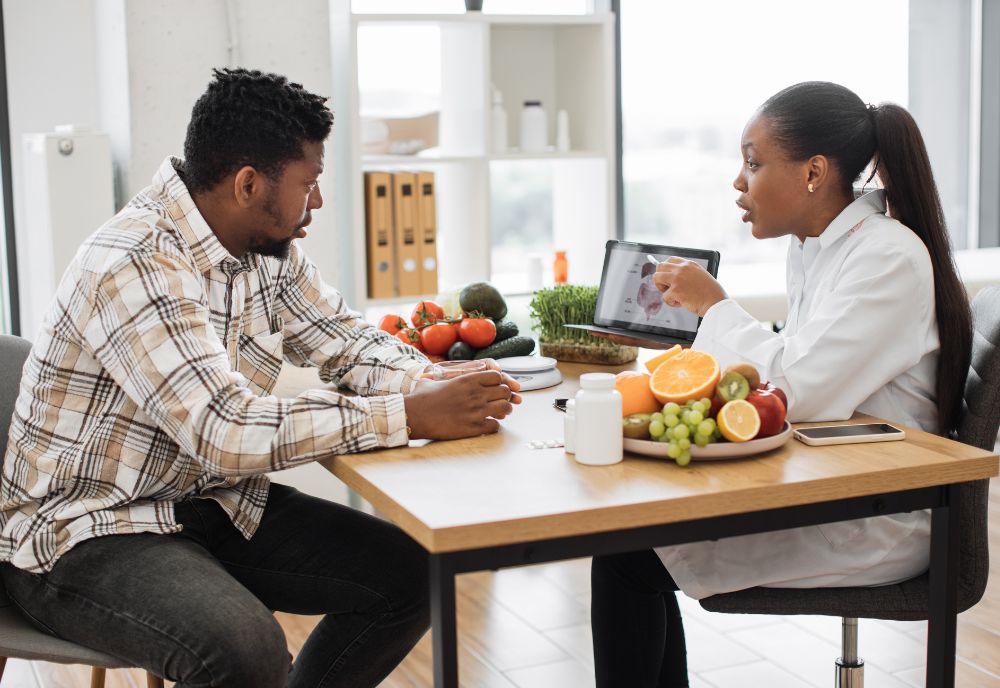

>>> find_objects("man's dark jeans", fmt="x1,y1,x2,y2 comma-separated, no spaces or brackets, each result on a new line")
1,484,430,687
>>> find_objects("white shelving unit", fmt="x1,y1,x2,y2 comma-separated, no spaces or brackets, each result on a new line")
331,8,617,314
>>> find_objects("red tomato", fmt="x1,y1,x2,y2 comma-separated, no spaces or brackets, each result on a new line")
411,301,445,329
458,317,496,349
395,328,425,352
426,353,446,364
420,322,458,355
377,314,407,336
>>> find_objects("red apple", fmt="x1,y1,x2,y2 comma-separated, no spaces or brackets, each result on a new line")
759,381,788,411
746,388,786,438
709,394,725,419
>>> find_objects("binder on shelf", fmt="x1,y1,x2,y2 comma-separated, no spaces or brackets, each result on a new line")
391,171,422,297
363,171,395,299
415,171,439,295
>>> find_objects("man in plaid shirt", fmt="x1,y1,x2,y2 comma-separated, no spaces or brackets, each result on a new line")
0,69,520,687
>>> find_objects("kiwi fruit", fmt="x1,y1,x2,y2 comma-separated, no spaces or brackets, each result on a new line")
725,362,761,390
622,413,653,439
716,371,750,402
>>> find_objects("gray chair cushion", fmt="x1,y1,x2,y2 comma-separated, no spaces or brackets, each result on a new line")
701,287,1000,620
0,600,131,666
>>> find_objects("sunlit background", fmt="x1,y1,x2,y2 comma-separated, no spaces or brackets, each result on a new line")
353,0,909,289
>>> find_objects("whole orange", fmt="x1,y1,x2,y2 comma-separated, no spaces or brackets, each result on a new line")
614,371,660,417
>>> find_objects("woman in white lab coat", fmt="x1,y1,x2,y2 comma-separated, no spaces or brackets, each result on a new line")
590,81,972,688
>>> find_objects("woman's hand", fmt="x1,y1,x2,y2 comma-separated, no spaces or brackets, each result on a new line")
652,257,728,317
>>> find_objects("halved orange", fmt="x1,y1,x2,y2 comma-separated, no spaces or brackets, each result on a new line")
643,344,683,374
717,400,761,442
648,349,720,404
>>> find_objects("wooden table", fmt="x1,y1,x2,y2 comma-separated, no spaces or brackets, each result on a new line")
310,362,998,687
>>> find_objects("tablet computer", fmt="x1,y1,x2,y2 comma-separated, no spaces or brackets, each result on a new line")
565,240,722,347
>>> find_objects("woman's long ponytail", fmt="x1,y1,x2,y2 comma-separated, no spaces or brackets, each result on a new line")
870,104,971,435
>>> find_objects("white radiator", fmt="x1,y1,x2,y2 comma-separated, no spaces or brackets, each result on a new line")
20,125,114,341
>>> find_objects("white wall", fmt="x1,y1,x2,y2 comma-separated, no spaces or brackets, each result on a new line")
3,0,101,329
4,0,344,330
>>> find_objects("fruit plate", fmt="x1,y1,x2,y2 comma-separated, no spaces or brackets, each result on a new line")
623,422,793,461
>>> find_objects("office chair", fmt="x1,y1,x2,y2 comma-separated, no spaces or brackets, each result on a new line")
700,286,1000,687
0,334,164,688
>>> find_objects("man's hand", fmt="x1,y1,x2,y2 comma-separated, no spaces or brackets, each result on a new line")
480,359,523,405
404,370,518,440
652,257,728,317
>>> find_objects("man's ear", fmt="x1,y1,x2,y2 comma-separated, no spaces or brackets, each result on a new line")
233,166,263,209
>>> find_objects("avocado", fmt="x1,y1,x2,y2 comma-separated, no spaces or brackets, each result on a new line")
459,282,507,321
447,341,474,361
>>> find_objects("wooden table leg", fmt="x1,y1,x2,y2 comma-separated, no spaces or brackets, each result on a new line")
430,555,458,688
926,483,961,688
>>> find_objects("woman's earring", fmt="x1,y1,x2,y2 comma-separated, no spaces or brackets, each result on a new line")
807,183,815,193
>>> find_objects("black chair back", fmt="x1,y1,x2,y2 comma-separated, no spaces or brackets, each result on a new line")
0,334,34,604
953,286,1000,611
0,334,32,452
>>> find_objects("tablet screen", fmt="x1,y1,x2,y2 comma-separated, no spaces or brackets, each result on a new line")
593,241,721,340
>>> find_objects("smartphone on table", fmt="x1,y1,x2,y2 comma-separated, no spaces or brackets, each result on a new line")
793,423,906,446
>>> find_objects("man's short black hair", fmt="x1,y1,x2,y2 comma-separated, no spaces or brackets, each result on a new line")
181,68,334,194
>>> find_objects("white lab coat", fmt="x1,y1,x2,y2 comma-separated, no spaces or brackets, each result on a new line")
656,191,937,599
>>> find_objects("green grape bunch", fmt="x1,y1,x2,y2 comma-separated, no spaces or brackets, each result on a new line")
647,398,722,467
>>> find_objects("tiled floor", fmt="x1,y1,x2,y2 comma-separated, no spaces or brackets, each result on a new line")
12,477,1000,687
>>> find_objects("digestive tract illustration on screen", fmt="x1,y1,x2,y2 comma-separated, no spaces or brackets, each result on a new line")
637,261,662,319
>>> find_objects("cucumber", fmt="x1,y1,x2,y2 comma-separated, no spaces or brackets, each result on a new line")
493,320,519,343
473,336,535,360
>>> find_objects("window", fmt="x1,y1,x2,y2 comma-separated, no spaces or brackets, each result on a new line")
352,0,589,15
619,1,910,264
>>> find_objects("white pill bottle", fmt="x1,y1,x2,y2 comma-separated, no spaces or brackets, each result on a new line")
573,373,623,466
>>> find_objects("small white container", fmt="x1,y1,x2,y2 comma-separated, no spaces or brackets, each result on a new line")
556,109,570,152
527,253,544,290
519,100,548,153
573,373,623,466
563,398,576,454
491,86,508,153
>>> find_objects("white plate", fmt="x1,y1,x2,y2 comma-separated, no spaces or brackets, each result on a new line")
498,355,557,374
623,421,793,461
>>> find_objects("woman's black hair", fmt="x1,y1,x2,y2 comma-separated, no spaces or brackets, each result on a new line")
760,81,971,436
181,68,334,194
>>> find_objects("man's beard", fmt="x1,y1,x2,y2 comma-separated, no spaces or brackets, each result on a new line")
249,188,299,260
249,236,293,260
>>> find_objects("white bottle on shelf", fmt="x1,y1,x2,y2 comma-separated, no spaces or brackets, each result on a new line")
519,100,548,153
573,373,623,466
556,109,570,152
491,86,508,154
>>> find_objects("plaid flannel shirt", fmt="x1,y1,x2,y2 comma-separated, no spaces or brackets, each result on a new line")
0,157,428,573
